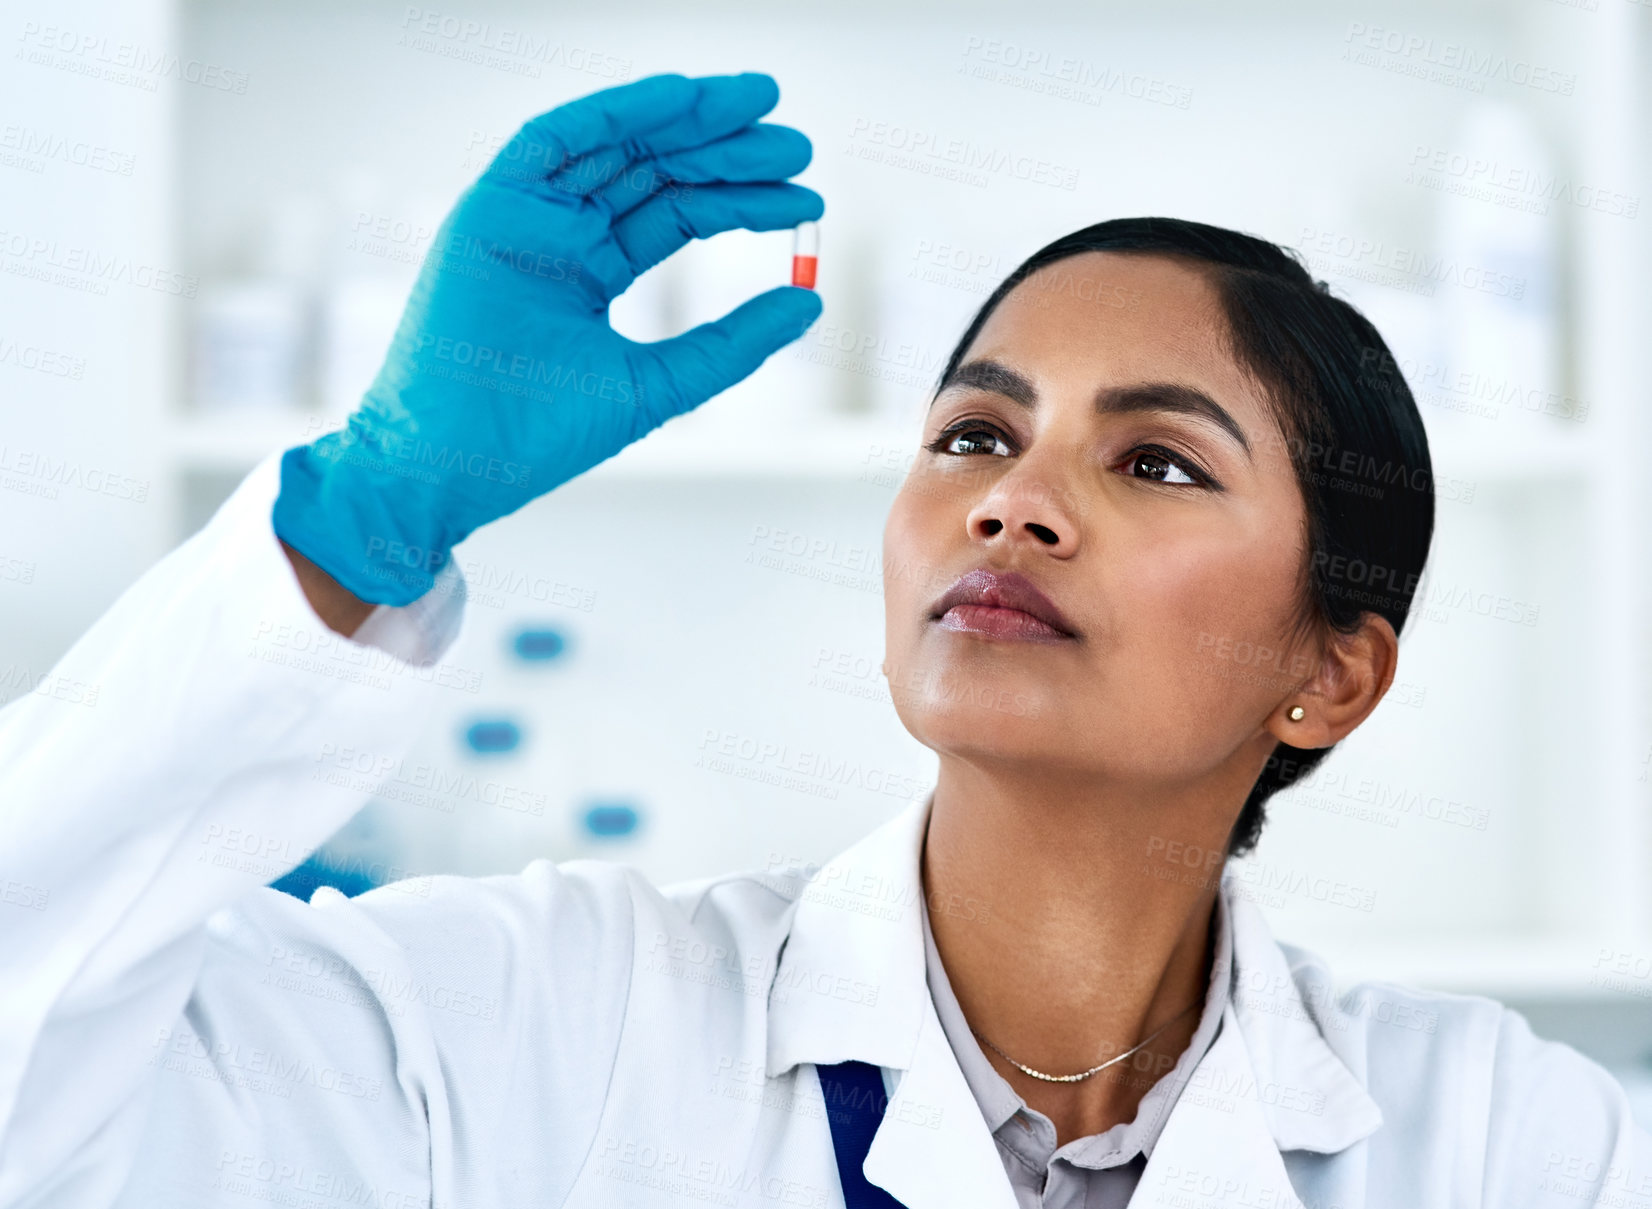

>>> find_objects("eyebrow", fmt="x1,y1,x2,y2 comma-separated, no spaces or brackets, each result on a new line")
934,358,1253,462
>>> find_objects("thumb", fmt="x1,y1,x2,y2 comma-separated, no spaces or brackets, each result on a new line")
643,286,823,418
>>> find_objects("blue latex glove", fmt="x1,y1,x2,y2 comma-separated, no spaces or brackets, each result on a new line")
273,72,824,605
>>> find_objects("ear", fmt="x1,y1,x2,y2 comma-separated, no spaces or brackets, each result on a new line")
1263,613,1399,750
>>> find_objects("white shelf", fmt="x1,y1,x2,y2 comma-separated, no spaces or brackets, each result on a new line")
165,410,330,472
163,407,922,481
1428,426,1599,485
1327,935,1652,1002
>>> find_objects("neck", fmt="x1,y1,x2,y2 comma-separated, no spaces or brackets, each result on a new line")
920,758,1233,1146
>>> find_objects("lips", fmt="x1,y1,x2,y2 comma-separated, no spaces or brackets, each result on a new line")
930,568,1078,643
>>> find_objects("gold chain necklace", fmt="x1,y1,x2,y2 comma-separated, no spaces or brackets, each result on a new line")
969,997,1202,1083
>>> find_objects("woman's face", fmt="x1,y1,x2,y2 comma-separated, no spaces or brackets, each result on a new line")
882,251,1318,789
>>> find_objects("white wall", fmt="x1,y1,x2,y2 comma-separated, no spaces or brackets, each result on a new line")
0,0,179,683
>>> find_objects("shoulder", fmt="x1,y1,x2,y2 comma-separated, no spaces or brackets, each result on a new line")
1477,1001,1652,1205
1277,938,1504,1072
1275,939,1651,1206
265,853,807,993
195,857,809,1200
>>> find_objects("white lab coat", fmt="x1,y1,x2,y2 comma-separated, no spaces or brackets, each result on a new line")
1,453,1648,1209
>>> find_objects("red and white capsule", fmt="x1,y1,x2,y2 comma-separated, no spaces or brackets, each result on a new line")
791,221,819,289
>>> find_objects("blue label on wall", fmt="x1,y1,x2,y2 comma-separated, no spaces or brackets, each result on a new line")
582,802,640,838
465,719,522,754
512,627,567,662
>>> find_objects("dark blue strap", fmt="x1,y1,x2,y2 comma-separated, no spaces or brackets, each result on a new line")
817,1060,907,1208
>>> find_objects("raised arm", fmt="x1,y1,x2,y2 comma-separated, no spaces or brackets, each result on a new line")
0,454,467,1207
0,71,823,1207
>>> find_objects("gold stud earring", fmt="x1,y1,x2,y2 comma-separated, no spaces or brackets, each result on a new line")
1287,705,1305,721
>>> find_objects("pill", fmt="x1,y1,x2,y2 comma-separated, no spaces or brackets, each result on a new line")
791,221,819,289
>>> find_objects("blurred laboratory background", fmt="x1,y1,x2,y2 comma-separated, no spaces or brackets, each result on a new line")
3,0,1651,1112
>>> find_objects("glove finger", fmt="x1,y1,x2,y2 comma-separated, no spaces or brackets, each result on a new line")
610,72,783,160
639,286,823,419
596,124,812,219
613,182,824,280
487,73,783,192
483,72,699,186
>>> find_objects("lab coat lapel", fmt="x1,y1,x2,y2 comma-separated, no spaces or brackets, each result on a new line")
1129,881,1385,1209
1221,885,1385,1153
764,795,1018,1209
1129,1001,1307,1209
764,798,933,1077
860,993,1020,1209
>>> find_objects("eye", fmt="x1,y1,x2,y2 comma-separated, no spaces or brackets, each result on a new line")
925,421,1015,458
1121,445,1208,487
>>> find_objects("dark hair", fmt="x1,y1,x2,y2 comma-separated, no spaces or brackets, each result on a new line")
933,217,1435,858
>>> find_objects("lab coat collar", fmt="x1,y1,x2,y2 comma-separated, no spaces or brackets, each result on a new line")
764,795,1383,1209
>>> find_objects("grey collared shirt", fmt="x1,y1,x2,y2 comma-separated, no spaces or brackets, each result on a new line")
920,888,1235,1209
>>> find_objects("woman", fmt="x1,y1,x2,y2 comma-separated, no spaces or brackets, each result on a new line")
2,71,1645,1209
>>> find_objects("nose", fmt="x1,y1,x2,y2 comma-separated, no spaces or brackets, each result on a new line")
963,459,1081,556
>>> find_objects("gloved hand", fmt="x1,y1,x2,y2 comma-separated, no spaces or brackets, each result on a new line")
273,71,824,605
